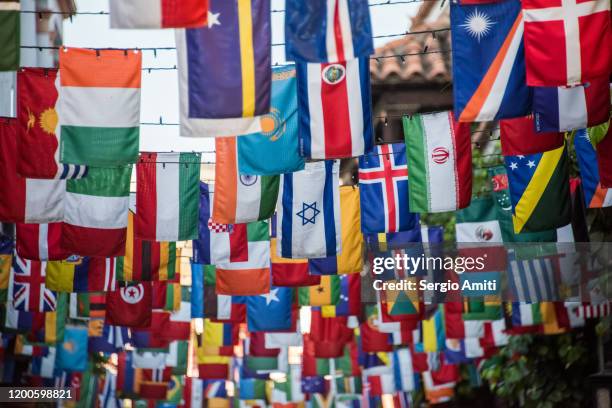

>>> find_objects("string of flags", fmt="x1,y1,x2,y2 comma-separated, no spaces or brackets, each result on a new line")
0,0,611,407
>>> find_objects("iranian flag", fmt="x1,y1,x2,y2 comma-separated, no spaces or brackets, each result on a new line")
62,166,132,257
135,152,200,241
213,137,279,224
58,47,141,167
109,0,207,29
403,111,472,212
215,221,270,296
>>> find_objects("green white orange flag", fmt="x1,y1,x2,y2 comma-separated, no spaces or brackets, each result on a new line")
58,47,141,167
403,111,472,212
213,136,279,224
62,166,132,257
135,152,200,241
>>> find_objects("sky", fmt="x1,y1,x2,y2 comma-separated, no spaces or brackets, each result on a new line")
63,0,430,154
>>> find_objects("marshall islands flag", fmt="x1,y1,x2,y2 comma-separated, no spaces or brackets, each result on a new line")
451,0,531,122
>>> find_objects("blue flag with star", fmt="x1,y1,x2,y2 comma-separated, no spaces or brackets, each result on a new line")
503,144,571,234
276,160,341,259
246,286,293,332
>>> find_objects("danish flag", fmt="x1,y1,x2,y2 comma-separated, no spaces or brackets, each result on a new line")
522,0,612,86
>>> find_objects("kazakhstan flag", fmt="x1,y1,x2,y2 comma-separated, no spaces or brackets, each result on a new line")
237,65,305,176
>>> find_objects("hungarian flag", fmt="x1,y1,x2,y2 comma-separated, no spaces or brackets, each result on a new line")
16,222,69,261
215,221,270,296
213,137,279,224
297,58,373,159
500,116,564,155
105,282,152,328
17,68,88,179
0,1,19,71
118,211,179,282
135,152,200,241
109,0,207,28
533,77,610,132
403,111,472,213
58,47,141,167
0,119,65,223
522,0,611,86
62,166,132,257
285,0,373,63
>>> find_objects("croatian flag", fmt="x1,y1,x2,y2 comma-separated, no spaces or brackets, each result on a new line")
533,77,610,132
285,0,374,63
297,58,373,160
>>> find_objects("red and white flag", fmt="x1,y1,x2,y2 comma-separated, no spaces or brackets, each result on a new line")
16,223,69,261
522,0,612,86
106,282,152,328
296,58,373,159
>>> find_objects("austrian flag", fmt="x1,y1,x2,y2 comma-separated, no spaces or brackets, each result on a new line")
522,0,612,86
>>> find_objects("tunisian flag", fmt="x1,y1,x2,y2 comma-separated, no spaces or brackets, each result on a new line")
522,0,612,86
106,282,152,328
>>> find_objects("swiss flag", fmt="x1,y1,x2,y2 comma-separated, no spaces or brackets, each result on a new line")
522,0,612,86
106,282,152,328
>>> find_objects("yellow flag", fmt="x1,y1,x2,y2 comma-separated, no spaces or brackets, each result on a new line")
45,261,75,292
338,186,363,274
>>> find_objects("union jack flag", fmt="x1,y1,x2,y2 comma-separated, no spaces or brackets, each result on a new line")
358,143,417,233
11,254,56,312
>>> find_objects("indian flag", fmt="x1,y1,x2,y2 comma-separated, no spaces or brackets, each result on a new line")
58,47,141,167
135,152,200,241
62,166,132,257
403,111,472,212
213,137,279,224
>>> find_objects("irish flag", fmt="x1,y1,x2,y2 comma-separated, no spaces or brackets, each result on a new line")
62,166,132,257
403,111,472,212
215,221,270,296
135,152,200,242
213,137,279,224
109,0,208,29
58,47,141,167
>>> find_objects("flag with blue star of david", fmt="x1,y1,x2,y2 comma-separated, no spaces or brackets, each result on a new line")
275,161,341,258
